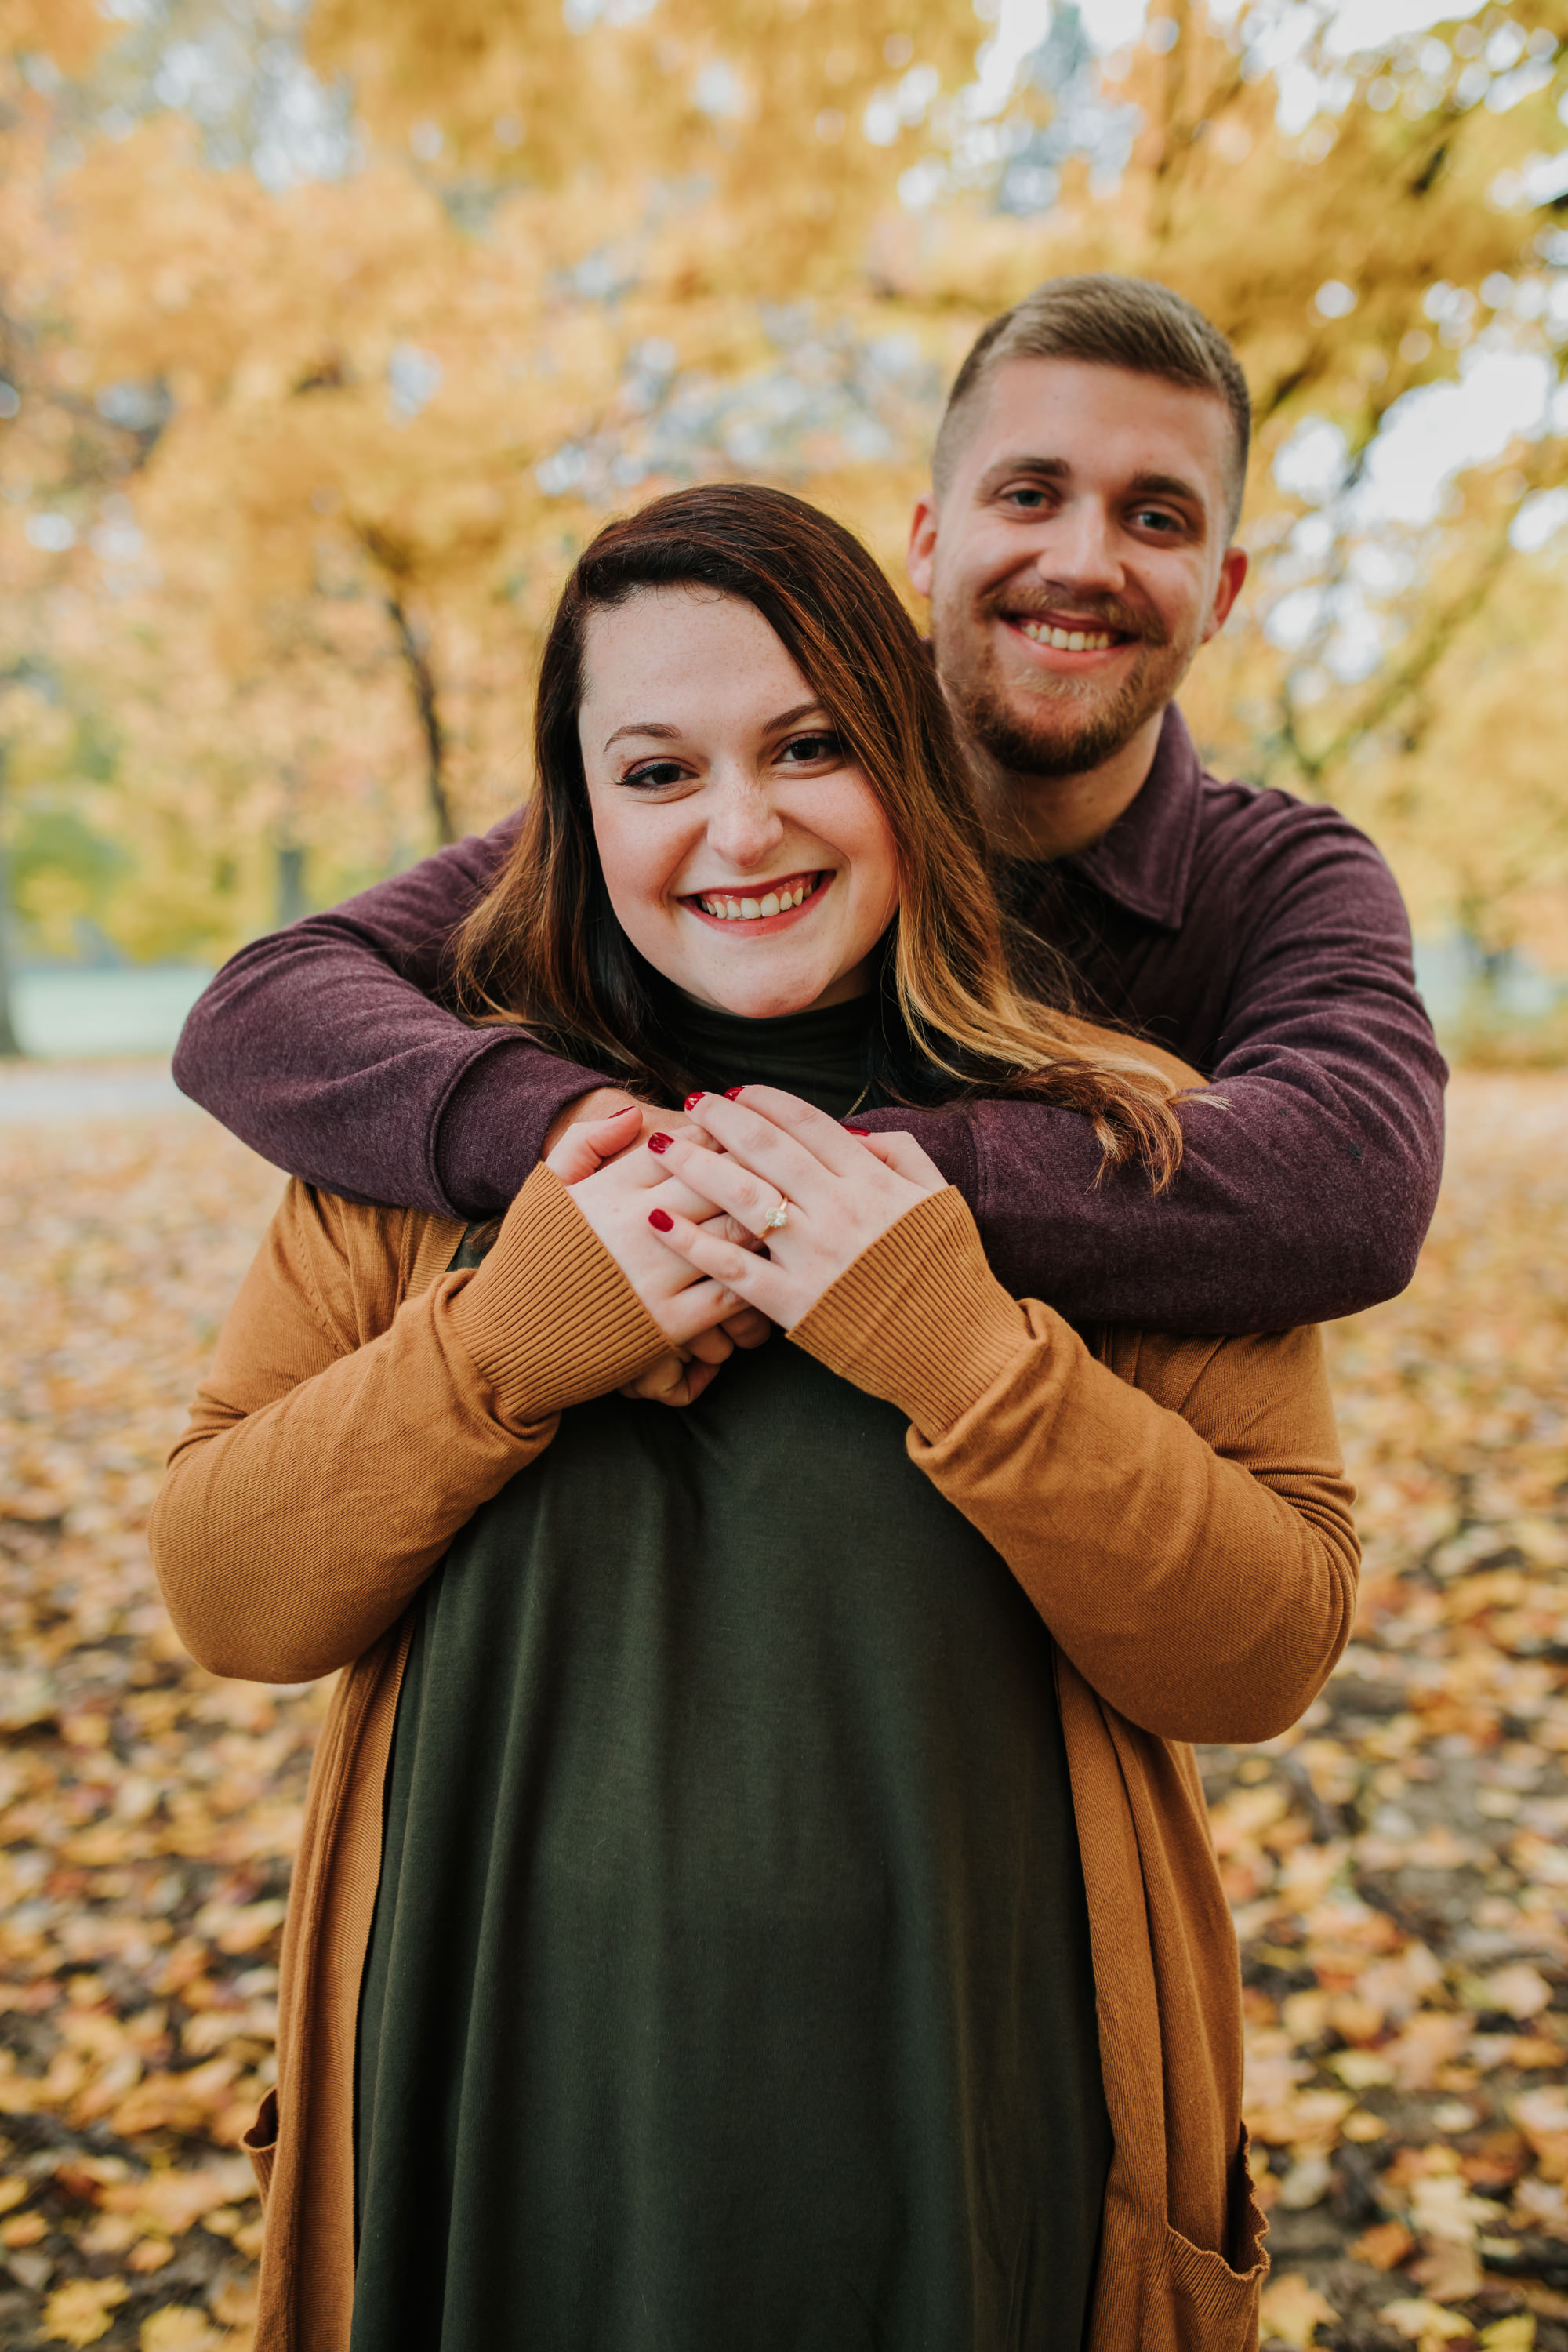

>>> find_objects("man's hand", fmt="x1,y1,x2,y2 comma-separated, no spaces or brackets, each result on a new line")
543,1086,658,1159
543,1102,647,1183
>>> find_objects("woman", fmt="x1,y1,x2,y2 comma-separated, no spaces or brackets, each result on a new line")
151,485,1357,2352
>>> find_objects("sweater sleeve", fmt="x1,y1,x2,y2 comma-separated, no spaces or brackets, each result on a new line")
173,786,1443,1325
789,1187,1359,1747
852,801,1446,1334
170,818,607,1216
148,1167,666,1686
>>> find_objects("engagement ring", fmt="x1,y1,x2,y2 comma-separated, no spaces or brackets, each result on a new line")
760,1199,789,1233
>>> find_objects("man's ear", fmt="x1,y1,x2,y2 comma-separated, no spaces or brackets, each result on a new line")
907,491,938,598
1201,544,1249,645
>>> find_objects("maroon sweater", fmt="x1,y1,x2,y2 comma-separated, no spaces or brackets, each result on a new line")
172,707,1446,1334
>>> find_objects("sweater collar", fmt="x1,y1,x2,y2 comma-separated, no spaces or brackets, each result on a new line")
1054,704,1206,933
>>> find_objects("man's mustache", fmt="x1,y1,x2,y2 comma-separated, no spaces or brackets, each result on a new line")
986,589,1170,648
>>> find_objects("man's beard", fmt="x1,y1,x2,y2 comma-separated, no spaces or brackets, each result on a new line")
946,597,1187,782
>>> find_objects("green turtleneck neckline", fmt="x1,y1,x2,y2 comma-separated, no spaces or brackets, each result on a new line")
662,989,877,1119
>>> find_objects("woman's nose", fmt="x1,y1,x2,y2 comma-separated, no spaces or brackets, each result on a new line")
705,779,786,870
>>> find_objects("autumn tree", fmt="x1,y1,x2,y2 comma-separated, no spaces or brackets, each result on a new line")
5,0,1568,982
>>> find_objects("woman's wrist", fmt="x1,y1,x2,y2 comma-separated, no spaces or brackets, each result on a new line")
789,1188,1034,1436
448,1166,666,1426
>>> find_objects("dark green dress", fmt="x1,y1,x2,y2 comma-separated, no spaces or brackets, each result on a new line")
352,997,1112,2352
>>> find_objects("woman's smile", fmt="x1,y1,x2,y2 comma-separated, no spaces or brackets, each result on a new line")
683,869,829,931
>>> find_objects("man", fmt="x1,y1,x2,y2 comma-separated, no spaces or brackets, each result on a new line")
174,275,1445,1330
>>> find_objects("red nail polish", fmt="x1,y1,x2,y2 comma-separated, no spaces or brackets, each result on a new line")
684,1091,705,1110
648,1207,673,1232
722,1086,744,1100
647,1131,672,1153
845,1124,869,1135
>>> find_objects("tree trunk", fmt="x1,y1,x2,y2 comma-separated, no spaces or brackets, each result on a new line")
276,841,309,927
383,586,455,847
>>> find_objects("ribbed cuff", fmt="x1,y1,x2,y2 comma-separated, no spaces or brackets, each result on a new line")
851,1104,978,1197
436,1036,609,1219
788,1186,1035,1436
448,1163,666,1426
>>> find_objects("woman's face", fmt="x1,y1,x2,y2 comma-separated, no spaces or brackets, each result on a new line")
576,587,901,1018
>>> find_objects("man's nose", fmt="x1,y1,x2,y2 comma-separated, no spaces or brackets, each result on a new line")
1029,495,1125,596
705,774,786,869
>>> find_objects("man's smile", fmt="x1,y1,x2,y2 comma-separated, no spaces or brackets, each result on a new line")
1016,619,1119,651
1000,609,1143,666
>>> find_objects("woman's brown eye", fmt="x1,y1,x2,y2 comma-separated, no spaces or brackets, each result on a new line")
782,733,841,764
625,761,684,789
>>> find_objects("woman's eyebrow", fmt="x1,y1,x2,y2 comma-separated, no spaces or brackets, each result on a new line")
603,720,681,751
603,700,827,754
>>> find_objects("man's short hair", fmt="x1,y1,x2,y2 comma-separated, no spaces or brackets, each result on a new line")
931,274,1252,539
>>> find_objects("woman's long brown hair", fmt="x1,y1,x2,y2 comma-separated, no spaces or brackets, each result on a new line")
452,483,1185,1189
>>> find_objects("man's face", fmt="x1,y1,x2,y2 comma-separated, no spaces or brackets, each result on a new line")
909,357,1248,781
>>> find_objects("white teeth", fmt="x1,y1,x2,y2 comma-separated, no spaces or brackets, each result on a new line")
697,875,818,919
1019,620,1116,652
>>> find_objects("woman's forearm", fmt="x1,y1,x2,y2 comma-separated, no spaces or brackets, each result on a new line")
152,1281,547,1683
150,1169,666,1684
790,1187,1359,1744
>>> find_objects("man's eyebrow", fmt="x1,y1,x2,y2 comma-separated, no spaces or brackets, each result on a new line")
602,700,826,755
1127,467,1209,513
978,454,1070,489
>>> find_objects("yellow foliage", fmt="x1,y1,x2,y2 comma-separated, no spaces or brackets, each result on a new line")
137,2310,225,2352
1259,2270,1338,2347
1383,2303,1475,2347
4,2,1568,960
1479,2321,1537,2351
39,2278,129,2350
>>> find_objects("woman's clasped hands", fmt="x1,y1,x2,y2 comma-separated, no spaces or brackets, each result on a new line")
544,1102,769,1406
642,1086,946,1331
544,1088,946,1402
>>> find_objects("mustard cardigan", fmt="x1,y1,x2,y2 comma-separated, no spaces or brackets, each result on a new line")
151,1163,1358,2352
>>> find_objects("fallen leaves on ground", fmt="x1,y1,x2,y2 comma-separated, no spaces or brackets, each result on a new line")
1,1106,300,2347
1,1071,1566,2350
1211,1077,1568,2349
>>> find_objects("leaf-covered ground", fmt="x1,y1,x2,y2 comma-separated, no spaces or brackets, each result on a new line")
0,1072,1564,2352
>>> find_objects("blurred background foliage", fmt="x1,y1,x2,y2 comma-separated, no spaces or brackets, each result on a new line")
3,0,1568,1050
